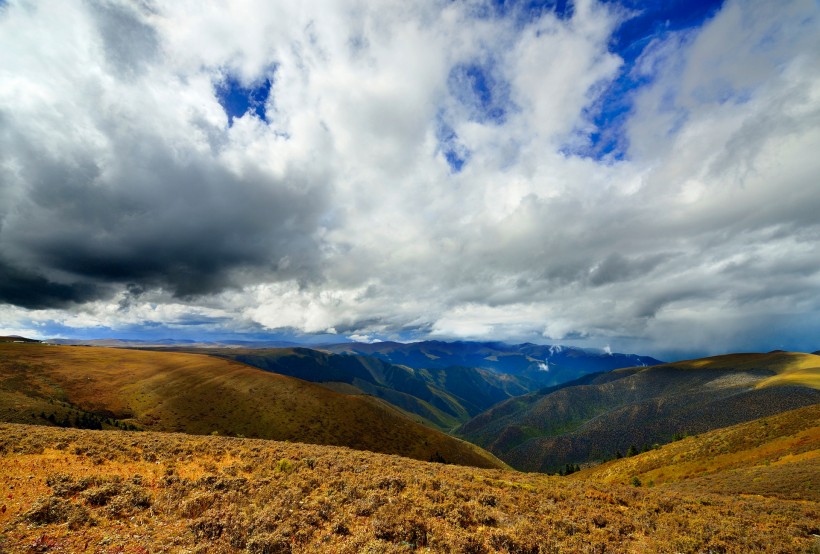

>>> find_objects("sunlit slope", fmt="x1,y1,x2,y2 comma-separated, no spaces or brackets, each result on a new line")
752,353,820,389
617,351,820,385
0,343,504,469
459,351,820,472
575,404,820,501
2,423,818,553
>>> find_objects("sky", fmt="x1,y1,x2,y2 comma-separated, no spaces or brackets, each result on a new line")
1,0,819,360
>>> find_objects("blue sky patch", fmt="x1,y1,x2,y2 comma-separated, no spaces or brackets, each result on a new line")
573,0,725,160
215,74,272,126
487,0,574,23
448,62,513,125
436,114,470,173
605,0,725,65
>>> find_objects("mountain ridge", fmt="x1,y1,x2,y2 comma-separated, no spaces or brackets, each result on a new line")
321,340,664,388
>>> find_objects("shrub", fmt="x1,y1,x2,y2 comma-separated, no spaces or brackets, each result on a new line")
21,496,92,530
276,459,294,474
246,531,292,554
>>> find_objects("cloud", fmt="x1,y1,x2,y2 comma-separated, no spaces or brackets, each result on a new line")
91,0,160,79
0,258,103,309
0,0,818,358
0,0,331,302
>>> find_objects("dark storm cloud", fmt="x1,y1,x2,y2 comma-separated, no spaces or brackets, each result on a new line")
0,3,331,310
0,127,329,302
0,258,103,309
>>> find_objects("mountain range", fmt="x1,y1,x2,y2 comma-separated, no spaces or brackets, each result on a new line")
206,347,531,430
322,340,663,387
4,337,817,477
157,341,662,432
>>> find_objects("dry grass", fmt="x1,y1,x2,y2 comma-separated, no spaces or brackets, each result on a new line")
0,343,504,469
756,366,820,390
1,423,819,553
574,404,820,501
621,351,820,387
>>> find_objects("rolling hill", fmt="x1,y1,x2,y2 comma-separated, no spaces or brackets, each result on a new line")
458,351,820,472
0,342,504,469
0,335,40,343
574,403,820,501
322,340,663,387
1,419,817,553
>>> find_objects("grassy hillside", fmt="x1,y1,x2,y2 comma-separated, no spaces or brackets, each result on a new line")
1,423,817,553
0,343,504,469
459,351,820,472
575,404,820,501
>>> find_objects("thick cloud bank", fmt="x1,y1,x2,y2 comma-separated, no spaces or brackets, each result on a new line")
1,0,818,358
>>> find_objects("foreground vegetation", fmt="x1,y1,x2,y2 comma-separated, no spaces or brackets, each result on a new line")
2,421,818,553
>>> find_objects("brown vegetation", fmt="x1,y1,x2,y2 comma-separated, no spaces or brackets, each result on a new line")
1,422,818,553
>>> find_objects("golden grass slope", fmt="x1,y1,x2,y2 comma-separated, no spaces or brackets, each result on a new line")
652,351,820,390
574,404,820,501
616,351,820,390
0,343,504,469
1,423,818,553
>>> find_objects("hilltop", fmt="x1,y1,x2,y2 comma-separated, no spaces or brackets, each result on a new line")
1,421,817,553
0,342,503,469
459,351,820,472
